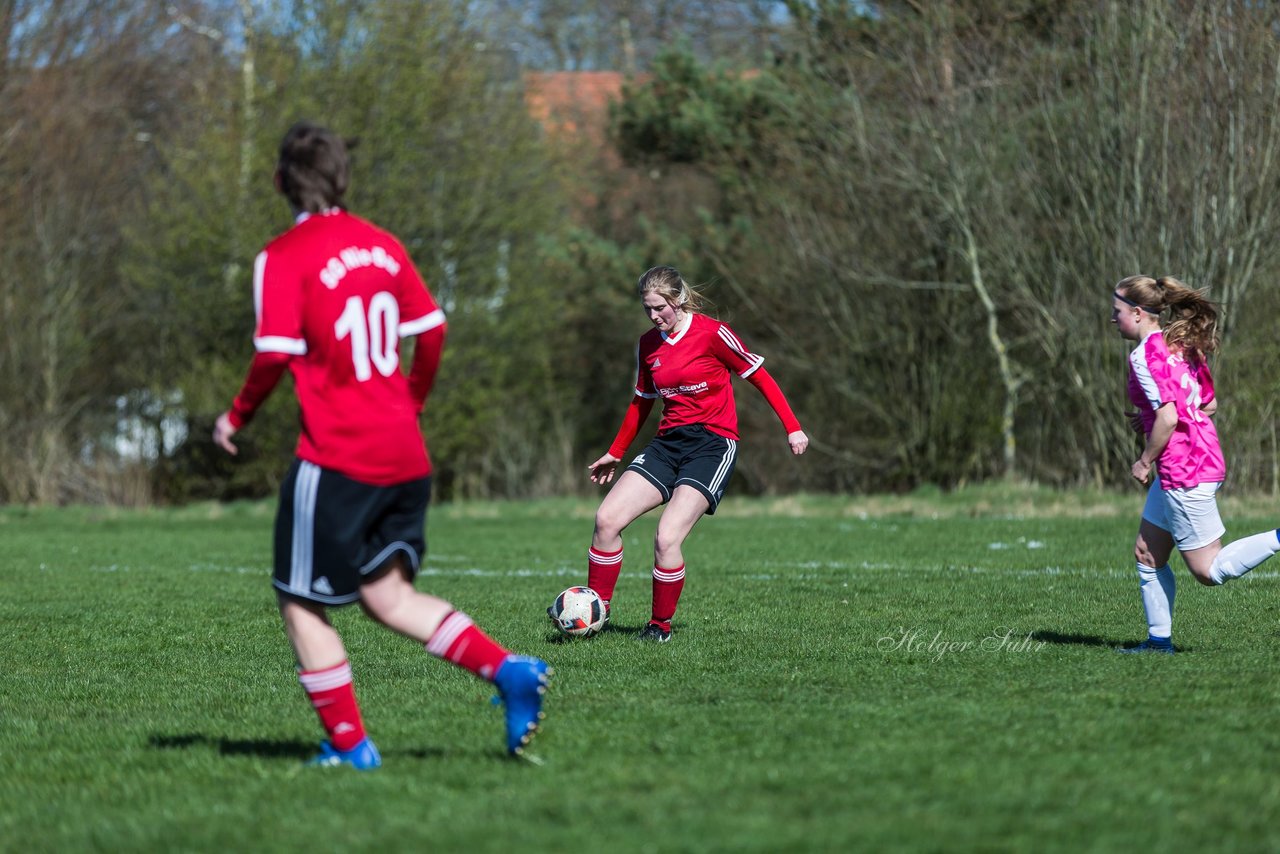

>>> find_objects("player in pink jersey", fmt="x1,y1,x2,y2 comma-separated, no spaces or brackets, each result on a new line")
213,122,549,765
574,265,809,642
1111,274,1280,654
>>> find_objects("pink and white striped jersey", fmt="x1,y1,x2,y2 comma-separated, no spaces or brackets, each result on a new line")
1127,330,1224,490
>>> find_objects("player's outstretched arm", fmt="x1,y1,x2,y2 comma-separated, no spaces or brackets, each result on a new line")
744,367,805,451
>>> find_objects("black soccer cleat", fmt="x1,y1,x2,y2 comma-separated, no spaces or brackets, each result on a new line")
635,622,672,643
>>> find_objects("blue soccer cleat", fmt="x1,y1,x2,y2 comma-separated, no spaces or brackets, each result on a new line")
309,736,382,770
1117,639,1175,655
493,655,552,756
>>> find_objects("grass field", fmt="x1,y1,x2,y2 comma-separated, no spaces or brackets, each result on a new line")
2,484,1279,852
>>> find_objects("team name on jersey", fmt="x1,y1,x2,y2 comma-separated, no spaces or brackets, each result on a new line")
319,245,402,289
657,381,709,398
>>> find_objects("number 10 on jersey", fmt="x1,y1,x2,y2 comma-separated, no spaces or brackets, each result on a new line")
334,292,401,381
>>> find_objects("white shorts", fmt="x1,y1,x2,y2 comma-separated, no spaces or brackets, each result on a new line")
1141,476,1225,551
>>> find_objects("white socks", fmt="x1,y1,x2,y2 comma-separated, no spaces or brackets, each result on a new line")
1137,562,1176,640
1133,530,1277,640
1208,530,1280,585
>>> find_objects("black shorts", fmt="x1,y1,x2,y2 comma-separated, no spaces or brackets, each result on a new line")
626,424,738,514
273,459,431,606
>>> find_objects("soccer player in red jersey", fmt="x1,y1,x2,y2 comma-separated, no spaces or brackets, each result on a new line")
213,122,549,766
580,265,809,642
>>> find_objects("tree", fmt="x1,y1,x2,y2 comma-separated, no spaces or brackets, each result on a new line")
0,0,196,503
123,0,575,500
595,0,1280,493
1026,0,1280,487
477,0,787,71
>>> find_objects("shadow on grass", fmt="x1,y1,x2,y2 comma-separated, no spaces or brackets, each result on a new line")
543,621,674,643
150,733,313,760
1033,630,1191,653
603,622,649,635
149,734,453,762
1032,630,1118,648
543,631,586,645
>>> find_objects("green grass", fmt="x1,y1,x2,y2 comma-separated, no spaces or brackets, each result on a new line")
1,487,1278,852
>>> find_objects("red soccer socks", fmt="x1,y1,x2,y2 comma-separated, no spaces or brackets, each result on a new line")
425,610,509,680
298,660,366,751
650,564,686,631
587,546,623,605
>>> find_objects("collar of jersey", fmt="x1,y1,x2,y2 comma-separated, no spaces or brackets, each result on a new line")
661,312,693,345
295,208,340,225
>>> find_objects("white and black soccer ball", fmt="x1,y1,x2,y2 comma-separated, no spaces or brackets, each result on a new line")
549,586,606,638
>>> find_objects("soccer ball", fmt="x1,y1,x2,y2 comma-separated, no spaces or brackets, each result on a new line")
549,586,607,638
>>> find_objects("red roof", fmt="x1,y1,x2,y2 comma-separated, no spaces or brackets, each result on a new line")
524,71,631,145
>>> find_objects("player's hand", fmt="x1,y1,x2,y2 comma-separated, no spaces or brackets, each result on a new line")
787,430,809,456
588,453,621,484
213,412,239,456
1130,457,1152,484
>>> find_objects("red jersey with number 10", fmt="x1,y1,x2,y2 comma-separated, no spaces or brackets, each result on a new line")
252,209,444,484
633,313,765,441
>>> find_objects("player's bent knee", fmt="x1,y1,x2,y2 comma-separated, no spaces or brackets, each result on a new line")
359,576,412,624
593,512,627,542
358,595,392,626
653,530,693,568
361,590,450,639
653,529,684,557
1189,565,1217,586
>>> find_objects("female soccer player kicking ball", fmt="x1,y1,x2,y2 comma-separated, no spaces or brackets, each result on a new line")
1111,274,1280,654
576,265,808,642
215,122,549,766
